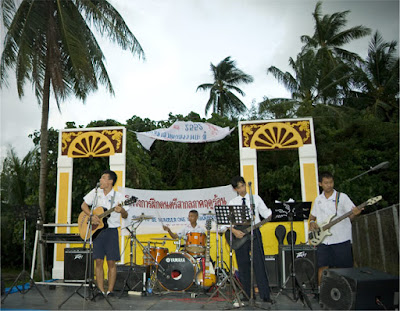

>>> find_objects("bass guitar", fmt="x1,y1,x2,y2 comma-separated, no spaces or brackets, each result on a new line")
224,217,270,250
196,219,216,289
78,196,137,240
308,195,382,246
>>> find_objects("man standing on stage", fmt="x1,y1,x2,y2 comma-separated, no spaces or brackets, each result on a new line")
227,176,272,303
309,171,362,285
81,170,129,297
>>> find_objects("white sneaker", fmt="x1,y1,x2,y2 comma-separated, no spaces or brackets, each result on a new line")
233,299,245,308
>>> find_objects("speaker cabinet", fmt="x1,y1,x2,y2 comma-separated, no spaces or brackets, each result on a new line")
280,245,317,291
265,255,279,287
114,264,150,292
64,248,93,282
320,267,399,310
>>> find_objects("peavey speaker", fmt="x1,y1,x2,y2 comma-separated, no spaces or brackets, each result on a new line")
265,255,279,287
320,267,399,310
64,248,93,282
114,264,150,292
280,245,317,291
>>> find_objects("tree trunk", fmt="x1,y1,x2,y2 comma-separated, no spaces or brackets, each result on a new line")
36,48,51,279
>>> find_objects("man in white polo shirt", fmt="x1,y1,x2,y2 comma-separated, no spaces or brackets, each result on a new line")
309,171,362,285
81,170,129,297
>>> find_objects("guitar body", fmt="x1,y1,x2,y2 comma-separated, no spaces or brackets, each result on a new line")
224,225,250,250
196,264,217,289
78,196,137,241
78,206,109,240
308,215,334,246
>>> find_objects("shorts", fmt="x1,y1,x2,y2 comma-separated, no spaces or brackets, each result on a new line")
93,228,120,261
316,240,353,268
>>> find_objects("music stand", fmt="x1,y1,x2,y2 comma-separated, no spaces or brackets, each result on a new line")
272,202,312,310
58,190,113,309
1,205,47,303
207,205,250,306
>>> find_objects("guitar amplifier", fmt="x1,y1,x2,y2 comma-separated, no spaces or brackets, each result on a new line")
114,264,150,291
64,248,93,282
265,255,279,287
280,245,317,291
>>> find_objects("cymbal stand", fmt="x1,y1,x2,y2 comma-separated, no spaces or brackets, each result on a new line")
118,221,146,297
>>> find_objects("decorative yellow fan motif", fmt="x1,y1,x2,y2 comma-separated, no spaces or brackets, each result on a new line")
250,123,303,149
67,132,115,158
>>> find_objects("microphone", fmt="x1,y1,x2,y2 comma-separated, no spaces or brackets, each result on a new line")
95,182,100,189
248,181,252,186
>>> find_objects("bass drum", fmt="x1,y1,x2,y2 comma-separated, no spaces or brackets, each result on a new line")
156,252,197,291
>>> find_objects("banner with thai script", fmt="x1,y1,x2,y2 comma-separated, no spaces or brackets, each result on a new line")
135,121,235,150
119,185,236,234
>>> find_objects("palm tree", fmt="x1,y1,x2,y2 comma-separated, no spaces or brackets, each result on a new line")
196,56,253,117
1,0,145,222
300,1,371,102
347,31,399,122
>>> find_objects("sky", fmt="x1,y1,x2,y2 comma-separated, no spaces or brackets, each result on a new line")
1,0,399,159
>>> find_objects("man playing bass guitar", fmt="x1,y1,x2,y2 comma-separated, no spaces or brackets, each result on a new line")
309,172,362,285
81,170,129,297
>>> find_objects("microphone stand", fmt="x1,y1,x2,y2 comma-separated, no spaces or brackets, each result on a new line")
59,183,113,309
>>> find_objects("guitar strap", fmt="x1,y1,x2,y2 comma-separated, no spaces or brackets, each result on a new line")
110,190,116,210
333,191,341,217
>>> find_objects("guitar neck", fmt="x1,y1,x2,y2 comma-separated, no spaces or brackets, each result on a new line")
242,218,269,234
99,206,116,219
206,229,211,263
322,201,366,231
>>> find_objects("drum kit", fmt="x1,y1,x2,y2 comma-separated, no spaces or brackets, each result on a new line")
124,213,221,293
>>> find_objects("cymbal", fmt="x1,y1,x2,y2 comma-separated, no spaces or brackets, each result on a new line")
151,237,179,241
131,214,154,220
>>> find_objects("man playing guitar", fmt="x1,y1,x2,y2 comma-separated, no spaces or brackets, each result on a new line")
309,172,363,285
81,170,129,297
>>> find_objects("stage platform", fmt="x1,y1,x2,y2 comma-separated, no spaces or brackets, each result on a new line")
1,281,320,310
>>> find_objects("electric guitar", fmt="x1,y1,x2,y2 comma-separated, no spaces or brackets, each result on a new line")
308,195,382,246
78,196,137,240
224,217,270,250
196,219,216,289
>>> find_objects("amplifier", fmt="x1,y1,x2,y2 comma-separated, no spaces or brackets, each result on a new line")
320,267,399,310
114,264,150,292
64,248,93,282
265,255,279,287
280,245,317,291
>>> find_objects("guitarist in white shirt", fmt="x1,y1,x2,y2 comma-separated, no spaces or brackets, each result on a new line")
81,170,129,297
309,172,362,286
225,176,273,304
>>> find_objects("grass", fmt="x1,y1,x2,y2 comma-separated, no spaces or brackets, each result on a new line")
1,267,44,288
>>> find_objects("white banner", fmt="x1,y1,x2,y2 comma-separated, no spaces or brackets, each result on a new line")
135,121,235,150
119,185,236,234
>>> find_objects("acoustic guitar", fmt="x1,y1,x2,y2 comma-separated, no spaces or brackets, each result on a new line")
78,196,137,240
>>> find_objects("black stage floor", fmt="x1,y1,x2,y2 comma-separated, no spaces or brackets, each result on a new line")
1,281,320,310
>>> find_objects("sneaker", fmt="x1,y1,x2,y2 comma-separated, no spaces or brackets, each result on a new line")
106,291,115,297
233,299,245,308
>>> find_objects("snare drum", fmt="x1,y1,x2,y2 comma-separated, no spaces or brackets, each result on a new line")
185,232,206,256
143,247,168,265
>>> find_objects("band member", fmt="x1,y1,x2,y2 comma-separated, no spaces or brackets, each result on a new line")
163,209,205,238
226,176,272,303
309,171,362,285
81,170,129,297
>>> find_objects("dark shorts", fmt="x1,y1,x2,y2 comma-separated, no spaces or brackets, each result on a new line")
316,240,353,268
93,228,120,261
